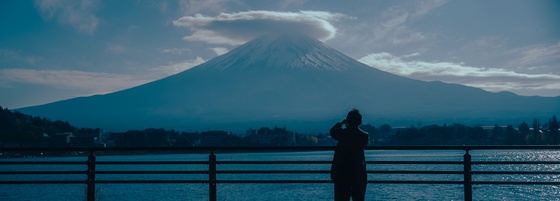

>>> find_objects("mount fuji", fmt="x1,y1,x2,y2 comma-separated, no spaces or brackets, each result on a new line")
18,34,560,132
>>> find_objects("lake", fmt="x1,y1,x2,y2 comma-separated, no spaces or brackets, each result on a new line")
1,150,559,200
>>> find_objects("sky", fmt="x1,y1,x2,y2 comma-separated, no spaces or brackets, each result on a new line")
1,0,559,109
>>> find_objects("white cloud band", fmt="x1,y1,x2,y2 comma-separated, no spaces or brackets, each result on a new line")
0,55,206,95
0,68,151,94
173,10,352,45
358,52,560,96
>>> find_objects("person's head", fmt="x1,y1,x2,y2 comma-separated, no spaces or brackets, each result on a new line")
346,108,362,127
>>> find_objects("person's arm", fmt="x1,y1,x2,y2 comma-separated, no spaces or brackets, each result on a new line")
330,120,346,140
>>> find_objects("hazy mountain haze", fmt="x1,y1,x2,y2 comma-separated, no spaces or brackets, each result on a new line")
18,34,560,133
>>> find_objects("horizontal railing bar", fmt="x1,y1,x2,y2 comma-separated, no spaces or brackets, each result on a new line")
96,180,331,184
100,180,560,186
3,160,557,165
222,161,446,165
216,161,465,165
5,161,556,166
0,146,336,152
0,161,209,165
367,180,464,184
472,161,560,165
95,180,210,184
0,171,86,174
215,180,466,185
472,171,560,175
214,170,464,174
0,161,207,165
3,180,559,185
0,180,87,184
7,160,556,166
95,161,208,165
0,180,210,184
368,170,464,174
2,145,560,152
217,161,331,164
367,161,464,165
95,170,208,174
472,181,560,185
0,161,86,165
215,180,333,184
218,161,465,165
0,170,463,175
217,170,330,174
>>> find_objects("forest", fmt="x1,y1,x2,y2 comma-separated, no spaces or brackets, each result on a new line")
1,106,558,147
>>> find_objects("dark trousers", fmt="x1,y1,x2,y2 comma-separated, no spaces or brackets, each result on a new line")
334,179,366,201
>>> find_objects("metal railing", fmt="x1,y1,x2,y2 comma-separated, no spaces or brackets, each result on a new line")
1,146,560,201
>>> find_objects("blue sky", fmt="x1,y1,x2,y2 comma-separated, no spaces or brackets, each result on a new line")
1,0,559,108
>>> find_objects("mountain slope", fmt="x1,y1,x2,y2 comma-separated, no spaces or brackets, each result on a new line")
18,34,560,132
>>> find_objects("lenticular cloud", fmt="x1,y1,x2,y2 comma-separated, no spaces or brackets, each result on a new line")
173,10,352,45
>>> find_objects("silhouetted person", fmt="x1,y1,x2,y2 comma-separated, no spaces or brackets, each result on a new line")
331,109,368,201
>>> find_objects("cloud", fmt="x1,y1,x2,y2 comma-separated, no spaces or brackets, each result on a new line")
509,41,560,68
0,57,206,105
173,10,352,45
150,57,206,76
209,47,228,56
35,0,99,34
358,52,560,96
360,0,448,48
379,0,447,28
159,48,192,55
0,68,152,94
412,0,448,17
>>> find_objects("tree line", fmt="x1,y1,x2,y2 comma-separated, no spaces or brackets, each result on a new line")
109,127,320,147
1,106,76,147
370,116,558,145
1,106,558,147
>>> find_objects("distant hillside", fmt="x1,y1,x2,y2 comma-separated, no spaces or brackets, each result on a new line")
0,106,76,146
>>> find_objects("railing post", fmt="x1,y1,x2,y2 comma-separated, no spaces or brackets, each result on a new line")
209,149,217,201
463,149,472,201
87,150,96,201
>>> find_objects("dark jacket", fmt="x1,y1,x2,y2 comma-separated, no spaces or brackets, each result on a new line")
330,122,368,181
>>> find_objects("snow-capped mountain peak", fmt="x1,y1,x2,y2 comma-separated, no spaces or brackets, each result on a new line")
196,33,367,72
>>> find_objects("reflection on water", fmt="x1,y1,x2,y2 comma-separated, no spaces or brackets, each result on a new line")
0,150,559,200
